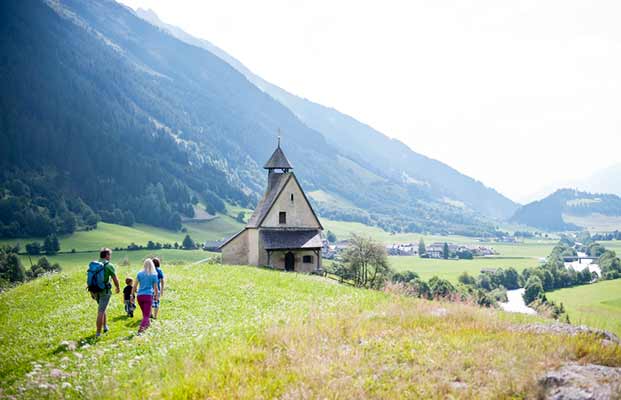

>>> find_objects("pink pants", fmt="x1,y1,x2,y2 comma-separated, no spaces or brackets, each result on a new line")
137,295,153,332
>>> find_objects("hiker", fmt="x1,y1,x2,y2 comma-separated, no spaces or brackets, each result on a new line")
132,258,159,334
87,248,120,337
123,277,136,318
151,257,165,320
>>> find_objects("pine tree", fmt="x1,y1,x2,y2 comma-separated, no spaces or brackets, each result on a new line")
418,238,426,256
443,242,449,259
182,234,195,250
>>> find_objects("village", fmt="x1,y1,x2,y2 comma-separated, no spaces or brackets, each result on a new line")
321,239,498,260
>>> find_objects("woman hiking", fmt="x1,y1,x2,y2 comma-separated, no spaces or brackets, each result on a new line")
132,258,159,334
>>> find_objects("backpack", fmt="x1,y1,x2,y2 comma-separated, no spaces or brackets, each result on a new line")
87,261,108,293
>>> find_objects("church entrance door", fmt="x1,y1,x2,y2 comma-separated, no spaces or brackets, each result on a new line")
285,252,295,271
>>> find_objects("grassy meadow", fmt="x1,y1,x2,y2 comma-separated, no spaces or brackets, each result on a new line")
2,250,621,399
546,279,621,337
389,256,542,282
0,218,243,253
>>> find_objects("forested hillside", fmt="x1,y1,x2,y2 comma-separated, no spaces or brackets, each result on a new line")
511,189,621,231
1,0,504,239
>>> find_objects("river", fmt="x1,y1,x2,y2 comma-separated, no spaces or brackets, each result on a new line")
499,288,537,315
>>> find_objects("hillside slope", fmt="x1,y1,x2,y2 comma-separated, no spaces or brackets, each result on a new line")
511,189,621,231
0,0,502,239
135,7,518,221
1,253,620,398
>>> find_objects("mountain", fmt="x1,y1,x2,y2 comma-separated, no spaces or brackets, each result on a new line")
134,8,518,221
511,189,621,231
0,0,504,239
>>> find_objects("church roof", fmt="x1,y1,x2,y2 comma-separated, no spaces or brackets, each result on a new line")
263,145,293,170
260,229,322,250
246,172,290,228
245,172,323,230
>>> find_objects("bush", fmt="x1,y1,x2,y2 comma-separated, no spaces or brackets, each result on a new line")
428,276,455,298
523,276,544,305
392,270,420,284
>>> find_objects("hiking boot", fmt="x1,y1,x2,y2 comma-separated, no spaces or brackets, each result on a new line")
103,325,109,333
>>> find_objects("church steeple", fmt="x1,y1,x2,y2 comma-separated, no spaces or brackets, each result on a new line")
263,133,293,172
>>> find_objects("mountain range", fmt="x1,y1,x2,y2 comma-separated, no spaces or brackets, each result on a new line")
0,0,517,239
135,7,518,222
511,189,621,231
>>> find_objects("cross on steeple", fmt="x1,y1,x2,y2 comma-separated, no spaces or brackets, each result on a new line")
263,129,292,171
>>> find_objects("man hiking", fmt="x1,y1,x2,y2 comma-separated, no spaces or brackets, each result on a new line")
89,248,120,337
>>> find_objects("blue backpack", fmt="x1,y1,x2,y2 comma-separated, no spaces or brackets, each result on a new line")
87,261,108,293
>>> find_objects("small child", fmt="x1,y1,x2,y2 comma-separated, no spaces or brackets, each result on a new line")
123,277,136,317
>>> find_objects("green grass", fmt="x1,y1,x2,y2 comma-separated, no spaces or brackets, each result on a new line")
546,279,621,337
1,251,620,398
389,256,542,282
322,220,476,244
0,217,243,253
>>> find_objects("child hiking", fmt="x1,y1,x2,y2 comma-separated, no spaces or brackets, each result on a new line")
123,277,136,317
151,257,165,320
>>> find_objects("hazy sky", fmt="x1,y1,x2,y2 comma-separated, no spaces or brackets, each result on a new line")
118,0,621,203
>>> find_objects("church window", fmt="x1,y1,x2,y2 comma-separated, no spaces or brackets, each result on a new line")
303,255,313,263
290,193,294,202
279,211,286,224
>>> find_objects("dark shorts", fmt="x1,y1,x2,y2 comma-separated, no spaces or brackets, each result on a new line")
92,292,112,313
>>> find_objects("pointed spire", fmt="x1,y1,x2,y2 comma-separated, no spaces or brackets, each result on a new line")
264,131,293,170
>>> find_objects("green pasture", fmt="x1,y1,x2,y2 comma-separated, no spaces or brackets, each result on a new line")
2,250,619,399
1,217,243,253
389,256,541,282
546,279,621,337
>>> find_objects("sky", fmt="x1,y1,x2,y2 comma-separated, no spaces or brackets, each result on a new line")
118,0,621,203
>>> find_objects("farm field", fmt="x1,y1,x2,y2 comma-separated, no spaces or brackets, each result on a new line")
546,279,621,337
322,219,496,245
389,256,541,282
1,250,620,399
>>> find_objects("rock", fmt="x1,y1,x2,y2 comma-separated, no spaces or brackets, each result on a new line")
512,323,620,345
540,363,621,399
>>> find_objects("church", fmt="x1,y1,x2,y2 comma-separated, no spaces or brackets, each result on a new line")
219,140,323,273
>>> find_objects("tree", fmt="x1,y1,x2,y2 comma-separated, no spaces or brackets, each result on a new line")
458,271,476,285
456,249,473,260
182,234,195,250
523,275,544,305
0,250,26,283
341,234,393,289
418,238,426,257
326,230,337,243
428,276,455,298
392,270,420,283
122,210,135,227
60,212,77,234
443,242,449,259
25,242,41,255
43,234,60,255
236,212,245,223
